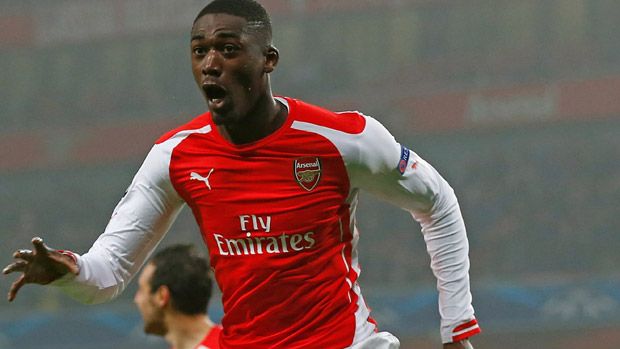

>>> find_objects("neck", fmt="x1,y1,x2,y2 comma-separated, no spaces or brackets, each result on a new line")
217,93,287,145
165,313,214,349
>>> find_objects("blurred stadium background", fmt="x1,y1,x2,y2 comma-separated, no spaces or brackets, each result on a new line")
1,0,620,348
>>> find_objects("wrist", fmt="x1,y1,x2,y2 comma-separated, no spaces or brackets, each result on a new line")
444,338,473,349
459,339,473,349
57,250,80,275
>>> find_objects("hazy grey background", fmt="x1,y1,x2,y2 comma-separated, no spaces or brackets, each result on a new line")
1,1,620,348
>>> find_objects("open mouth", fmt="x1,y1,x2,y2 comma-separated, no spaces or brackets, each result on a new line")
203,84,227,105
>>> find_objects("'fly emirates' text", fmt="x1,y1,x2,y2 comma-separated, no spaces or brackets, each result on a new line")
213,215,316,256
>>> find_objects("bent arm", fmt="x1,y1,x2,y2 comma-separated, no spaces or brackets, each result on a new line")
402,152,479,343
53,144,184,304
351,116,480,343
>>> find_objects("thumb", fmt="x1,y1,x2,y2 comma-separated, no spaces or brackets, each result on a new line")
32,237,50,256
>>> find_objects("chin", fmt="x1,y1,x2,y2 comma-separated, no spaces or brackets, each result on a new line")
144,321,167,336
207,101,236,123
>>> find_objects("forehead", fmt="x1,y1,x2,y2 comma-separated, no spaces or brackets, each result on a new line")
191,13,250,40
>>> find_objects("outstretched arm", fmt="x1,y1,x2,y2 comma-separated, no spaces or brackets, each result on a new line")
3,142,184,304
3,237,79,302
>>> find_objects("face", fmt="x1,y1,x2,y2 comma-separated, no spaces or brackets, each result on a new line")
190,13,278,126
134,263,166,335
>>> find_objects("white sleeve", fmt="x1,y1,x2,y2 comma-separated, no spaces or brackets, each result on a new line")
351,116,479,343
52,143,185,304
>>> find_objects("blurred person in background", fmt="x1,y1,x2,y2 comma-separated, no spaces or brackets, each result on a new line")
134,244,221,349
3,0,479,347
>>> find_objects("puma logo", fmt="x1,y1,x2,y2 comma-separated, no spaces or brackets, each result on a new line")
190,169,214,190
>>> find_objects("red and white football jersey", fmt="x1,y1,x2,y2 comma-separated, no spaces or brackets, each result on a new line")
54,97,479,347
196,324,222,349
171,324,221,349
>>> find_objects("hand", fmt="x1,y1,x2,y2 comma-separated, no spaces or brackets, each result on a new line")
444,339,473,349
3,237,79,302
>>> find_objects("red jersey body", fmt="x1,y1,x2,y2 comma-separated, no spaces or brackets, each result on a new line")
163,98,372,348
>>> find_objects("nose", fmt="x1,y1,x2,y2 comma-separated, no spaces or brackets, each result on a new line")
202,50,222,77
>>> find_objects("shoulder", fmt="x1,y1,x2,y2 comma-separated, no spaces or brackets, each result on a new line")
198,324,222,348
285,97,400,174
155,112,212,145
286,96,396,153
286,97,366,135
209,324,223,336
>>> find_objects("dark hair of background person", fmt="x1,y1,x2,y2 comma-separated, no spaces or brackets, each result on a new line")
149,244,212,315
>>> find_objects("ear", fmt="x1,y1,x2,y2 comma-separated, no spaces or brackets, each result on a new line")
154,285,171,308
264,45,279,73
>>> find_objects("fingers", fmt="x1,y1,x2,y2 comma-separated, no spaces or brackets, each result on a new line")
4,248,32,274
7,274,26,302
13,249,35,262
3,261,28,275
32,237,49,255
3,244,37,275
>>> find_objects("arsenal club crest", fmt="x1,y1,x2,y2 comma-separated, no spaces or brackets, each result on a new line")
294,157,321,191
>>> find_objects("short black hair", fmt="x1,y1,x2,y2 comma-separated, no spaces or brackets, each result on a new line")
194,0,272,43
149,244,213,315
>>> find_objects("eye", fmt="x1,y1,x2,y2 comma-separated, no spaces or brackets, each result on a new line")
222,44,238,55
192,47,206,56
